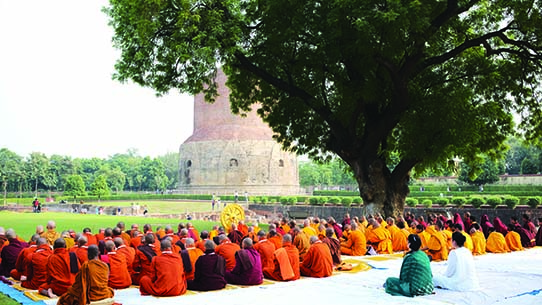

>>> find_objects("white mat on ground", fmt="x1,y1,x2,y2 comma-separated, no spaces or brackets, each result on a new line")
41,247,542,305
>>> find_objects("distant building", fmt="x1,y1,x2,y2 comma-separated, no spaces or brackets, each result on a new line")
178,70,299,195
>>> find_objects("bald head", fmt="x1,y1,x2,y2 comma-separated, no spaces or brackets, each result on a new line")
47,221,56,230
283,234,292,243
6,229,16,239
36,237,47,246
77,236,88,246
105,240,115,252
204,240,216,251
53,238,66,249
160,239,172,251
309,235,319,244
185,238,195,247
242,238,253,249
113,237,124,247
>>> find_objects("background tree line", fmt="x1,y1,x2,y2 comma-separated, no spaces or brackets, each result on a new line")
0,148,179,200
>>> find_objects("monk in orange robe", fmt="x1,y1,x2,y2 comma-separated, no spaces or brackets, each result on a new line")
39,238,79,298
340,223,367,256
94,228,105,243
470,223,486,256
132,234,160,285
139,239,187,296
194,231,209,252
82,228,98,246
215,235,241,271
454,224,474,252
57,245,114,305
263,234,300,281
268,227,283,250
114,238,136,283
237,221,249,237
116,221,132,246
253,230,276,270
300,235,333,278
302,219,318,237
292,227,310,261
164,225,180,245
415,224,431,250
423,223,448,261
387,218,408,252
21,238,52,289
103,241,131,289
10,234,39,280
185,238,204,280
505,227,524,251
366,220,393,254
486,227,510,253
209,225,220,241
130,231,144,249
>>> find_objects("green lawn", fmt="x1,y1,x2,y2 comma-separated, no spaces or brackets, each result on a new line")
89,200,215,214
0,293,19,305
0,211,219,241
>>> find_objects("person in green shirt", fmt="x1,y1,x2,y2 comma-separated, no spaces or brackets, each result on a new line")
385,234,434,297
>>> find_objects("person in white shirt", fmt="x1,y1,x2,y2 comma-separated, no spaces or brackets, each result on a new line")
433,231,480,291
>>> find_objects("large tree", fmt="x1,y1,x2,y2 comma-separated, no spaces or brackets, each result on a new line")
105,0,542,216
0,148,22,205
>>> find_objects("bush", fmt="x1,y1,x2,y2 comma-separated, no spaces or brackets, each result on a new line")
486,196,502,209
503,196,520,209
526,197,541,209
279,196,289,205
468,196,485,208
287,197,297,205
452,197,467,207
317,196,328,205
260,196,268,204
421,199,433,208
433,197,449,207
352,197,363,204
328,197,340,205
309,197,320,206
341,197,353,207
405,198,418,207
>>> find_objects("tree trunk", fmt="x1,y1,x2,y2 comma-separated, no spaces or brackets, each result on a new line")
2,180,6,206
352,158,410,218
34,177,38,198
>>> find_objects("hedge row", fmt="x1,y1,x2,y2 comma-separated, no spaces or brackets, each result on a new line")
314,190,542,197
405,196,541,209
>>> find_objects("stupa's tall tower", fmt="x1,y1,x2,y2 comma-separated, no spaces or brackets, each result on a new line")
178,70,299,195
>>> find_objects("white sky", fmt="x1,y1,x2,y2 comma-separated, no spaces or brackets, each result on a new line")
0,0,194,159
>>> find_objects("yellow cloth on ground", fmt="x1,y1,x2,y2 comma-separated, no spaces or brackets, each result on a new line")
24,291,56,301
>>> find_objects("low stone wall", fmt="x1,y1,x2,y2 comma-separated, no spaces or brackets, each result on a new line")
248,204,542,223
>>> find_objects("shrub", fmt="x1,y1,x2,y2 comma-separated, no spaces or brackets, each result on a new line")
317,196,328,205
526,197,541,209
341,197,353,207
279,196,289,205
352,197,363,204
260,196,268,204
421,199,433,208
503,196,520,209
328,197,340,205
405,198,418,207
433,197,449,207
452,197,467,207
287,197,297,205
468,196,485,208
309,197,320,206
486,196,502,209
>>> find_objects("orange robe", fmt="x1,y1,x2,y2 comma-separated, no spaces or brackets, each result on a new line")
425,227,448,261
106,252,131,289
185,247,204,280
209,229,219,241
268,235,283,250
302,226,318,237
293,232,310,261
340,229,366,256
253,239,276,271
443,229,453,250
117,245,136,281
215,241,241,271
388,225,408,252
300,241,333,278
263,242,300,281
418,231,430,250
121,232,131,246
40,248,78,296
237,223,249,237
195,238,209,253
74,246,89,265
10,245,37,280
22,244,52,289
366,227,393,254
130,234,143,249
83,233,98,246
505,231,524,251
470,231,486,256
44,230,60,246
486,232,510,253
57,259,114,305
94,232,105,243
139,251,187,296
133,245,160,285
165,233,180,245
188,227,200,242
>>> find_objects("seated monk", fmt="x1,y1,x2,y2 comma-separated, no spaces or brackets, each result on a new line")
194,230,210,252
366,219,393,254
253,230,276,271
387,218,409,252
267,226,283,250
139,239,187,296
454,224,474,252
340,223,367,256
321,228,341,265
184,238,204,281
292,227,310,261
103,241,131,289
486,227,510,253
225,238,263,285
0,229,28,277
263,234,300,281
302,219,318,237
470,223,486,256
82,228,98,246
39,238,79,298
215,235,241,271
57,245,114,305
505,225,524,251
10,234,39,280
72,236,89,265
300,235,333,278
132,233,160,285
114,238,135,284
227,224,244,246
44,221,61,246
187,240,227,291
422,221,448,261
21,238,52,289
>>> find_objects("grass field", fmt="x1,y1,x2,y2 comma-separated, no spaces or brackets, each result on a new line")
0,211,220,240
0,293,18,305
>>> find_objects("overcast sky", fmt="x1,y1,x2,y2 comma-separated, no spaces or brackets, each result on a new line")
0,0,194,159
